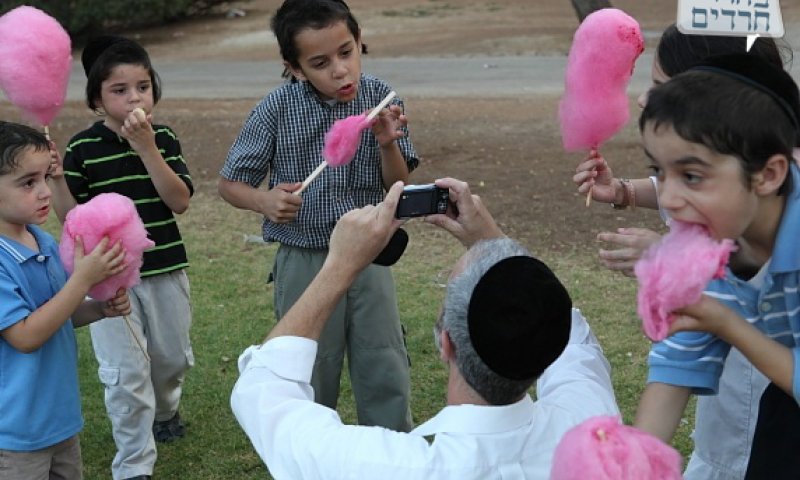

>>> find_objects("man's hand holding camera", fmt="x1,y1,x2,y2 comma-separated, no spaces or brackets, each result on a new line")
425,177,504,247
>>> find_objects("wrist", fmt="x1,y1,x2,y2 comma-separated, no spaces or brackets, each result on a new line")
612,178,636,210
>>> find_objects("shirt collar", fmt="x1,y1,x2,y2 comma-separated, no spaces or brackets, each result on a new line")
0,225,50,264
770,161,800,273
410,394,535,437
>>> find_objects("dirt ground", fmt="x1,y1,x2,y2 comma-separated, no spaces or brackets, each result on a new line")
4,0,800,251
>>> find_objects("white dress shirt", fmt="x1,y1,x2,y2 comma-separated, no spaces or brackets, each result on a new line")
230,309,618,479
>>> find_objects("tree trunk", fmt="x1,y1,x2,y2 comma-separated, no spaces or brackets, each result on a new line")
570,0,613,22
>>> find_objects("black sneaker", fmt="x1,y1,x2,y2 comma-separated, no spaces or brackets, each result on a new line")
123,476,151,480
153,411,185,443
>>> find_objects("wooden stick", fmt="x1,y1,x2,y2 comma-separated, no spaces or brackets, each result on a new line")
585,146,599,207
123,314,150,362
43,125,50,141
294,91,397,196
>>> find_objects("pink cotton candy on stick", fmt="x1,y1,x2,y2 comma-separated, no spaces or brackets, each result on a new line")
295,91,397,195
0,6,72,133
559,9,644,153
635,221,735,342
59,193,155,302
550,416,682,480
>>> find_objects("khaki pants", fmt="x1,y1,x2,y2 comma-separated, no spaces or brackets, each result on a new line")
90,270,194,480
273,245,413,431
0,435,82,480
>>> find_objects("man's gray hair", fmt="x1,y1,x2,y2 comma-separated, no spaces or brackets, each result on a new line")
441,237,538,405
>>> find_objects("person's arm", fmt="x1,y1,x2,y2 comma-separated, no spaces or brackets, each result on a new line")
597,227,663,277
424,177,504,247
0,238,126,352
675,295,795,398
371,103,410,188
573,153,659,209
46,141,78,222
120,110,191,213
71,289,131,328
535,309,619,416
266,181,404,341
634,382,691,442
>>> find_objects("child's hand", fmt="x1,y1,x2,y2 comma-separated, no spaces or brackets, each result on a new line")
47,140,64,179
669,295,741,339
260,182,303,223
102,288,132,317
120,108,156,153
370,104,407,148
71,236,127,289
597,227,662,277
573,151,617,203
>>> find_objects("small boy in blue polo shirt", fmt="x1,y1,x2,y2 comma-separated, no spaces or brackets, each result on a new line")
0,121,130,479
219,0,416,431
632,55,800,477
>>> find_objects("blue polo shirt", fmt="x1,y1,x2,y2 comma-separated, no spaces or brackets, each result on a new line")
0,225,82,451
648,163,800,402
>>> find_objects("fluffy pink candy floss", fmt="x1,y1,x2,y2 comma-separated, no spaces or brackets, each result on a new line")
635,221,735,341
550,416,682,480
322,113,371,167
0,6,72,126
559,8,644,151
59,193,155,302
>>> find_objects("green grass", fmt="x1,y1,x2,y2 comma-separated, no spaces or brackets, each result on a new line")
40,183,693,478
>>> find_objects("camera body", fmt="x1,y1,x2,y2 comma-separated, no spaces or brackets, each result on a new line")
395,184,449,218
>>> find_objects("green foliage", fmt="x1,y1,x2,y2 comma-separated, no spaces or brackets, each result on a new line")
0,1,236,37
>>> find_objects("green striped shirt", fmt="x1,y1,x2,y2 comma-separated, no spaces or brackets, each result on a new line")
64,121,193,277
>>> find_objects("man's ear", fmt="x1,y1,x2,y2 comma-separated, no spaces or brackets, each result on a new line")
753,154,789,196
440,330,455,363
283,60,306,82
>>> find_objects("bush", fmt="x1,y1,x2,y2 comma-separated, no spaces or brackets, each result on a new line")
0,1,239,38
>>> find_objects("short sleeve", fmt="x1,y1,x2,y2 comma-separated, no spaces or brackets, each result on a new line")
0,265,31,331
158,126,194,196
647,331,731,395
63,142,90,204
220,99,278,188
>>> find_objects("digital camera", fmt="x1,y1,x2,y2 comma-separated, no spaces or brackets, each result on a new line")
395,184,449,219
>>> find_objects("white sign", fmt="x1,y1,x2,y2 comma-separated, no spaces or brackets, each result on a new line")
677,0,784,38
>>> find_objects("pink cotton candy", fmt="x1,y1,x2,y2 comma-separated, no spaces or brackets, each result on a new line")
59,193,155,301
322,113,370,167
550,416,682,480
559,8,644,152
0,6,72,126
635,221,735,341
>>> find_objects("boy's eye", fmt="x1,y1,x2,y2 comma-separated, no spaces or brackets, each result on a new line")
341,48,352,57
112,88,125,95
138,83,151,92
684,172,702,184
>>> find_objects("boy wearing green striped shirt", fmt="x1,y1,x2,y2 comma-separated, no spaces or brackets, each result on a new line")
49,35,193,480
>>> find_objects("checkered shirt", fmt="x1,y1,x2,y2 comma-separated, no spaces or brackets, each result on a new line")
220,74,419,249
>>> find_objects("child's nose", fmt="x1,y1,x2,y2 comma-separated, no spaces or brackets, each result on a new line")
332,59,348,78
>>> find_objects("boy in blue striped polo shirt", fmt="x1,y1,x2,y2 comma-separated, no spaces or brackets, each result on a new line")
219,0,416,432
49,36,194,480
632,54,800,478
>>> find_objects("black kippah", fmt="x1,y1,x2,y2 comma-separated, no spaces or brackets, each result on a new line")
81,35,136,78
467,256,572,381
690,54,800,130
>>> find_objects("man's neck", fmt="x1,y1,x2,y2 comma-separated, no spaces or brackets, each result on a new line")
446,363,490,406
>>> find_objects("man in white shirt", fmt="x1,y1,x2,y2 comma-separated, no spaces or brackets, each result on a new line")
231,178,619,479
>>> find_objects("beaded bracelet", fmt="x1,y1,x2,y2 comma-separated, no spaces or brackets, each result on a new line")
612,178,636,210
